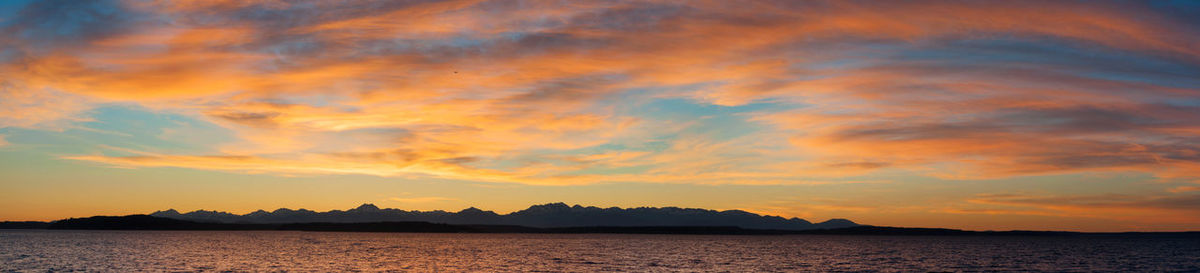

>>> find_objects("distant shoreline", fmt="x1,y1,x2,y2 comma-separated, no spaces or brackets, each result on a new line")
4,215,1199,236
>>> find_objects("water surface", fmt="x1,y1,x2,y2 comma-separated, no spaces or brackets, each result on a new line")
2,230,1198,272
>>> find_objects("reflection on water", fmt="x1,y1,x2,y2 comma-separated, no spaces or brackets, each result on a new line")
2,230,1199,272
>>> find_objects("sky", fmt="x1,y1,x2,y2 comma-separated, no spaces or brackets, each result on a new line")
1,0,1199,232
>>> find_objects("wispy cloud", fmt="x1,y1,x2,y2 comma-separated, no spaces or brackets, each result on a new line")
965,193,1200,224
1170,186,1200,193
2,0,1199,226
6,1,1195,184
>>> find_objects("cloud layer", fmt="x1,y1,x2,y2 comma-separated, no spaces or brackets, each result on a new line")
2,0,1199,228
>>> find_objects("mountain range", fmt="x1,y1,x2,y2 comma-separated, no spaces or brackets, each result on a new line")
150,203,858,230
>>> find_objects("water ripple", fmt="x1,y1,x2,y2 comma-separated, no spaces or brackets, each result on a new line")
1,230,1198,272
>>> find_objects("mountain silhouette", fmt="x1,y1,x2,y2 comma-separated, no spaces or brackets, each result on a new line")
150,203,857,230
29,215,1200,236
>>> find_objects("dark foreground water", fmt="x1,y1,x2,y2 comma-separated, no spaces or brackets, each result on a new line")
2,230,1199,272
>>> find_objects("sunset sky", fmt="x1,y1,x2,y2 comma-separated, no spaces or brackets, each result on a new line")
2,0,1199,232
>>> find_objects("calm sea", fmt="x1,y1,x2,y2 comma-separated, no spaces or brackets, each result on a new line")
2,230,1198,272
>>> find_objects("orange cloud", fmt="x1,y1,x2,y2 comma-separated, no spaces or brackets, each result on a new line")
1170,186,1200,193
4,0,1198,187
0,83,96,129
966,193,1200,225
747,57,1200,179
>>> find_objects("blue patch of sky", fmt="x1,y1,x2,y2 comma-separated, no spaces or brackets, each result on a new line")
781,39,914,73
259,39,320,67
564,163,657,177
464,89,795,173
15,0,137,43
801,58,872,74
80,105,235,154
0,46,16,63
1164,99,1200,108
896,38,1200,88
0,105,235,156
633,98,788,141
1148,0,1200,29
0,0,34,25
512,97,795,175
447,35,490,49
386,32,495,53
